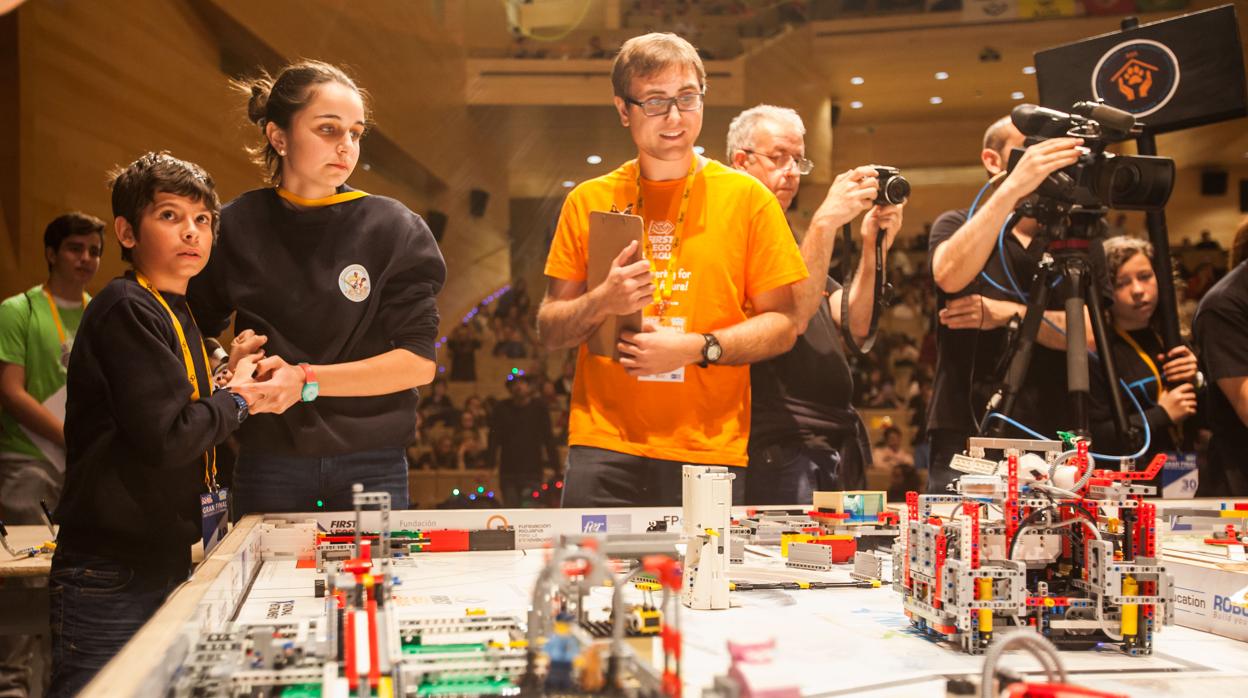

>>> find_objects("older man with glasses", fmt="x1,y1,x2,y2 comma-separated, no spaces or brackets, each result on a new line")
726,104,903,504
539,35,809,506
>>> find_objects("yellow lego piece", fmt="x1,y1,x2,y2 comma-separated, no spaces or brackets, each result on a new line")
1121,576,1139,636
465,608,486,616
780,533,814,557
797,581,811,589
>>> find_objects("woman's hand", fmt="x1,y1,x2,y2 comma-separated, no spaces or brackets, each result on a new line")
1158,383,1198,424
232,356,304,415
1159,345,1198,385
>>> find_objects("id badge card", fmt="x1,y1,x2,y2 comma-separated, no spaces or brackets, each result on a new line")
201,488,229,555
1160,451,1198,499
638,316,686,383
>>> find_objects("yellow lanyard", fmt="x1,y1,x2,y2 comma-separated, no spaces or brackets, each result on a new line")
633,158,698,316
276,187,370,207
134,273,218,490
40,286,88,346
1115,326,1163,404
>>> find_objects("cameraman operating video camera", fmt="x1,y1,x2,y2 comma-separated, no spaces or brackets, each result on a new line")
925,116,1091,493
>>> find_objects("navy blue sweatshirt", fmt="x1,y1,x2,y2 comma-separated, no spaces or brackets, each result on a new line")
188,187,447,457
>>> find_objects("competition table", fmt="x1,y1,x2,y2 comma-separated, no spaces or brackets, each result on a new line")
0,524,55,636
80,504,1248,697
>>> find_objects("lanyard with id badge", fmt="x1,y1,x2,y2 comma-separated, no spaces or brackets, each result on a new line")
636,159,697,383
41,285,88,369
134,273,229,554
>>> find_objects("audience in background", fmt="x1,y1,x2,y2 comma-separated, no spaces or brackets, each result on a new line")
871,425,914,473
446,324,482,382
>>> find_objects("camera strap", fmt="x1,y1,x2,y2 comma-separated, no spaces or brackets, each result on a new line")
839,222,890,354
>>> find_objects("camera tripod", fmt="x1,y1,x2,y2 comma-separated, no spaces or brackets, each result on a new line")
979,204,1136,447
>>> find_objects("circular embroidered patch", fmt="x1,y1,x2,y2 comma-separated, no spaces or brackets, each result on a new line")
338,264,371,303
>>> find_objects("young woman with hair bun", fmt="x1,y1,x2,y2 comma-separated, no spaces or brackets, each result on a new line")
189,60,446,515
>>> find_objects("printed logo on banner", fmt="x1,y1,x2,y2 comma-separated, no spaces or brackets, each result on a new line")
581,514,631,533
962,0,1018,20
1174,587,1209,617
1091,39,1181,117
1213,594,1248,624
648,515,681,532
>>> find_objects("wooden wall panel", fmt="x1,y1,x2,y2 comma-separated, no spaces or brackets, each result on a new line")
12,0,256,298
205,0,511,343
8,0,507,353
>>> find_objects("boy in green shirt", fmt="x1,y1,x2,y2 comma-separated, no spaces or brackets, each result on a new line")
0,211,103,698
0,212,104,519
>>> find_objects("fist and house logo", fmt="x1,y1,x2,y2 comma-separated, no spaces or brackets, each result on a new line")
339,264,371,302
581,514,631,533
1092,39,1180,118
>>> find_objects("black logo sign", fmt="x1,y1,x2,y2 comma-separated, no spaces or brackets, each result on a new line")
1092,39,1180,117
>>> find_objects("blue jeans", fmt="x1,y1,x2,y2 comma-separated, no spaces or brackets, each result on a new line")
561,446,745,507
746,443,843,505
47,550,186,698
232,447,409,517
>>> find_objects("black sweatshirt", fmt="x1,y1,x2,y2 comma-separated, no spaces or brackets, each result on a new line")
1087,327,1181,479
188,187,447,457
56,275,241,569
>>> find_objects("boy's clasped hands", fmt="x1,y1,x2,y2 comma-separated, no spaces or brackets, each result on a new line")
214,329,304,415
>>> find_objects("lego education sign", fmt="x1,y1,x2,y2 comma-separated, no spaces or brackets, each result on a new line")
1166,554,1248,642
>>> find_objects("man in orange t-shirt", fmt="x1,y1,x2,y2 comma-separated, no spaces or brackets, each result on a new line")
538,33,808,507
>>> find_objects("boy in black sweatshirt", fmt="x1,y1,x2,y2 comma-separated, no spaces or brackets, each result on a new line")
48,152,271,697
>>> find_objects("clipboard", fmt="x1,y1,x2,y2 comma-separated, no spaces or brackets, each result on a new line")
587,210,645,360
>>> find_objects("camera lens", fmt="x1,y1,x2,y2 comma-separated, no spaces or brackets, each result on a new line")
1110,162,1141,198
1095,155,1174,210
884,175,911,205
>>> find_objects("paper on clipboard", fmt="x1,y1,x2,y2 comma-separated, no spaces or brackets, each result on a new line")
19,385,67,473
587,210,645,360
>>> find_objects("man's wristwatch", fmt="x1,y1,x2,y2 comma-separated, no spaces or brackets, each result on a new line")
299,363,319,402
225,391,249,424
699,333,722,368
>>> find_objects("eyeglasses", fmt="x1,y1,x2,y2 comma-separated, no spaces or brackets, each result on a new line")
625,92,705,117
742,149,814,175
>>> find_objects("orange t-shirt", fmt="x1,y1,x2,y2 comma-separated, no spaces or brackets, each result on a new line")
544,158,807,466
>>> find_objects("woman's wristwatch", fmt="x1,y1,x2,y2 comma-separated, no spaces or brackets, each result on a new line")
299,363,319,402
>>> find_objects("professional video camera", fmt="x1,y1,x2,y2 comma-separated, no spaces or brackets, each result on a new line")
1007,102,1175,213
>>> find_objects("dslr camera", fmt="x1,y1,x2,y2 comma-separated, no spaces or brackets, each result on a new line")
870,165,910,206
1007,101,1174,212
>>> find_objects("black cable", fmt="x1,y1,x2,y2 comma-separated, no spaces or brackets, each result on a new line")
1007,506,1056,560
1007,503,1098,559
